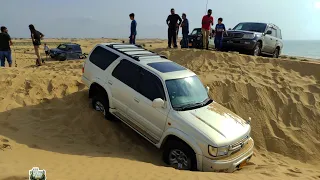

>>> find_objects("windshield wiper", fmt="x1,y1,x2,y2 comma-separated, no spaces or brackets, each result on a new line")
174,98,212,111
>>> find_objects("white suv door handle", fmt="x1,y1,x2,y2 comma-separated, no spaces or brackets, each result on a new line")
108,80,113,85
134,97,140,103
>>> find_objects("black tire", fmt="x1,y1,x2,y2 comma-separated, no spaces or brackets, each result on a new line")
91,92,114,120
273,48,280,58
252,42,261,56
163,140,197,171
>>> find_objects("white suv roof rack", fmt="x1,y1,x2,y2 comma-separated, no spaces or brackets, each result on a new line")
106,43,167,61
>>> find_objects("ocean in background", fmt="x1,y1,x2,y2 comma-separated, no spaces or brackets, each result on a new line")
282,40,320,59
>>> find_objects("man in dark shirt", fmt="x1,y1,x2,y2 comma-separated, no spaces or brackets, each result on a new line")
181,13,189,48
0,26,13,67
129,13,137,44
166,8,182,48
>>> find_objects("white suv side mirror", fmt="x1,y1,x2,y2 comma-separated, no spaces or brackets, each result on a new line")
206,86,210,93
152,98,165,108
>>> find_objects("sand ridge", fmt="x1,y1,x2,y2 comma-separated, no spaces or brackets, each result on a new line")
0,39,320,180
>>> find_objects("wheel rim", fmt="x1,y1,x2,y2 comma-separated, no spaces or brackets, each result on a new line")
254,45,260,56
168,149,190,170
95,101,106,116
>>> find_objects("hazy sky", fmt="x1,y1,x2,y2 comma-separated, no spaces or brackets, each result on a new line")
1,0,320,40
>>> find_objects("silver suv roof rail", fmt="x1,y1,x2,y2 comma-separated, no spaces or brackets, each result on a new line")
106,43,167,61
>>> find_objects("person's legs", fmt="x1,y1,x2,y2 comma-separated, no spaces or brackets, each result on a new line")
0,51,5,67
4,51,12,67
34,45,42,66
173,30,177,48
202,28,208,49
219,37,223,50
129,36,133,44
168,28,173,48
182,34,188,48
205,30,210,49
132,35,136,44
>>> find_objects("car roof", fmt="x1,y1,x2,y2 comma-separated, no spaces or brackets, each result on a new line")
237,22,280,29
62,43,80,46
97,43,196,80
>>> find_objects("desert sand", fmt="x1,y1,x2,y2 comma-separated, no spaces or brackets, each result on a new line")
0,38,319,180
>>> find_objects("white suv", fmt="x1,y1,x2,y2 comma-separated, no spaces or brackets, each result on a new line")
82,43,254,172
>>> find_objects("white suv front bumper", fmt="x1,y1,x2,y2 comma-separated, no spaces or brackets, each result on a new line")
202,137,254,173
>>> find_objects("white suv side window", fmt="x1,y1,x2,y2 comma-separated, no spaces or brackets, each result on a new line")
90,46,119,70
138,68,166,101
111,59,141,90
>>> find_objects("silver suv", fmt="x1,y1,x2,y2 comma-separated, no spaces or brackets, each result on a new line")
223,22,283,58
81,43,254,172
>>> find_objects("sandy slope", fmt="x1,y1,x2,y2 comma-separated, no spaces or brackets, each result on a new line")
0,39,320,180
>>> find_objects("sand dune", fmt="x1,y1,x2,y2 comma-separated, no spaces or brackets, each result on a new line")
0,39,320,180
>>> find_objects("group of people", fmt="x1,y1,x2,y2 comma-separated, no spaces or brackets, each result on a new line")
0,24,46,67
128,8,226,50
165,8,226,50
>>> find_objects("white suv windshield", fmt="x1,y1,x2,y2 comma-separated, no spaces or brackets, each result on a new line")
166,75,211,110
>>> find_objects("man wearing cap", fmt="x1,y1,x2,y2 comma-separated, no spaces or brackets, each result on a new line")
166,8,182,48
201,9,214,50
0,26,13,67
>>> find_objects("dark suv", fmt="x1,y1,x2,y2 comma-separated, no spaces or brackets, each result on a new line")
180,28,214,49
222,22,283,58
49,43,84,61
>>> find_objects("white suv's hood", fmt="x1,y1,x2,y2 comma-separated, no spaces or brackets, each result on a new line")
177,101,250,146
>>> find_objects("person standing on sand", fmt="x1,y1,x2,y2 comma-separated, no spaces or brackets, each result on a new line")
214,17,226,51
129,13,137,44
181,13,189,48
44,43,50,60
29,24,44,66
201,9,214,50
0,26,13,67
166,8,182,48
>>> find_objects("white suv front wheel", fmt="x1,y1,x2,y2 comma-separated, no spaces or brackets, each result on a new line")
163,140,197,171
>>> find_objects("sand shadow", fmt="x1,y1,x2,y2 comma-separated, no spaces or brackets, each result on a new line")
0,90,165,166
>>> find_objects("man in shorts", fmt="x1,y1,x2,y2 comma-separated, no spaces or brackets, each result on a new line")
0,26,13,67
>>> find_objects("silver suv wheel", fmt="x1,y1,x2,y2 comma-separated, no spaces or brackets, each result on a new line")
168,149,191,170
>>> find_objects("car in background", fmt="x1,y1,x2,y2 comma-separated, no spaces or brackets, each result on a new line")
49,43,85,61
180,28,214,49
222,22,283,58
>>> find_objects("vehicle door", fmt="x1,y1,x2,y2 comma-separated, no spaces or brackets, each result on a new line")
128,68,169,143
108,59,145,130
263,27,277,53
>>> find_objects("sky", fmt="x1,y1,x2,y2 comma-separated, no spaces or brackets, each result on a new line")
0,0,320,40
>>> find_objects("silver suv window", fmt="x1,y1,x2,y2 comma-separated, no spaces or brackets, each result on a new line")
90,46,119,70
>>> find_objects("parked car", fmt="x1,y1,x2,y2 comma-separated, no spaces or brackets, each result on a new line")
222,22,283,58
81,43,254,172
180,28,214,49
49,43,85,61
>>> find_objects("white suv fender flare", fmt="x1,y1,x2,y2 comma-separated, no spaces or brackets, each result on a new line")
90,79,114,108
158,127,204,170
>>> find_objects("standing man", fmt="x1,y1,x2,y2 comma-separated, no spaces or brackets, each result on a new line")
201,9,214,50
166,8,182,48
214,17,226,51
129,13,137,44
0,26,13,67
181,13,189,48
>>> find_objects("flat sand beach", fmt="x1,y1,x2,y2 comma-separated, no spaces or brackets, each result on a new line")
0,38,319,180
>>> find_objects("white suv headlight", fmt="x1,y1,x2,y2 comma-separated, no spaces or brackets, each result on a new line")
242,34,255,39
208,145,229,157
